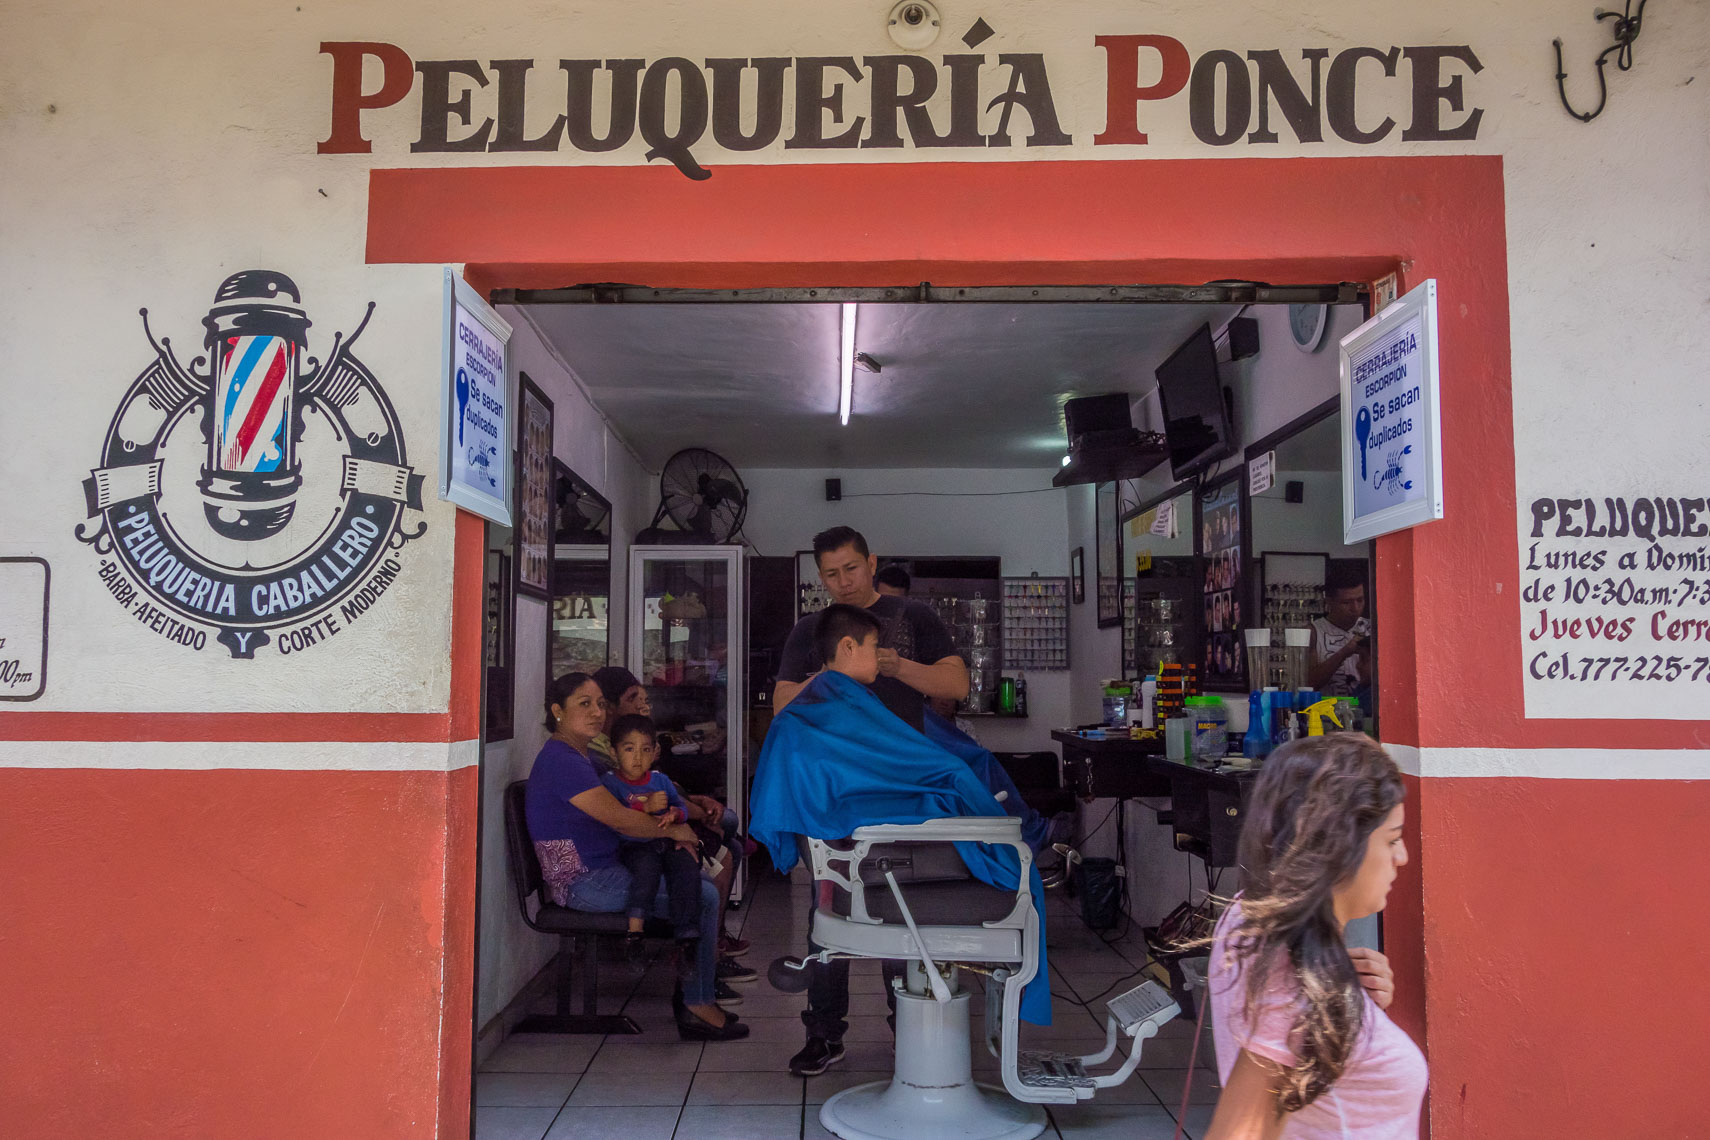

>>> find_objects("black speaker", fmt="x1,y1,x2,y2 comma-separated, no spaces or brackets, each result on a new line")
825,478,842,502
1285,480,1304,504
1062,394,1133,446
1227,316,1260,360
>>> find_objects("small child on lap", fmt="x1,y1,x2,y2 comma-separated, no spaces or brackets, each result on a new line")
600,714,703,953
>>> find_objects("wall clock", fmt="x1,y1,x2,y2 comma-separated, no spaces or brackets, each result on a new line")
1289,303,1329,352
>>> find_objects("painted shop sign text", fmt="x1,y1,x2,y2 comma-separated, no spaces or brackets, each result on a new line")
1523,495,1710,717
75,272,426,659
318,36,1484,179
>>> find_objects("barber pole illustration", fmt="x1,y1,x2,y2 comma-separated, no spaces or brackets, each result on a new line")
197,271,308,539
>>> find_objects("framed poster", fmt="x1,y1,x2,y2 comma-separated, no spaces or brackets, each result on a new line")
514,373,554,599
439,268,513,524
1070,546,1085,604
1340,279,1443,544
1095,481,1123,628
1195,469,1250,690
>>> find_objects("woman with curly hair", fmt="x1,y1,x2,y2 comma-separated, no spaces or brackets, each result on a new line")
1204,734,1425,1138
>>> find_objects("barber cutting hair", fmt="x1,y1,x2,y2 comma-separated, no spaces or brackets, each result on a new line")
774,528,968,732
773,527,969,1075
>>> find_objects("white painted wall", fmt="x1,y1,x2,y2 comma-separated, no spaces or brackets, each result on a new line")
476,314,652,1028
743,466,1070,751
1250,472,1366,560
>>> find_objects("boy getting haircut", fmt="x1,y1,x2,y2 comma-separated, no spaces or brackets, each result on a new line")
814,602,882,666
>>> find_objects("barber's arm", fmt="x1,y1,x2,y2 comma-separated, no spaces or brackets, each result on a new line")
880,652,970,701
772,619,817,711
1307,630,1364,689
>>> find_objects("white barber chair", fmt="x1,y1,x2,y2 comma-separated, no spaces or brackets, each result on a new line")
775,817,1180,1140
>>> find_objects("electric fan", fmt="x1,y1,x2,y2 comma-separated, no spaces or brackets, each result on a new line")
643,447,749,544
553,470,610,541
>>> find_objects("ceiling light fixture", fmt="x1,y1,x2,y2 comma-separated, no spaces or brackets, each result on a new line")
839,302,857,425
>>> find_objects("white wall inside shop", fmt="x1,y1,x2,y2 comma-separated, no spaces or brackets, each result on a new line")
742,466,1070,753
476,314,653,1031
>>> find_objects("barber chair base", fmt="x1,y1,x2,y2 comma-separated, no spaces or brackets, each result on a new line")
818,988,1046,1140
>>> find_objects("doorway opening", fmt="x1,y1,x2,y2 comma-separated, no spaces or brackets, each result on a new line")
470,283,1375,1140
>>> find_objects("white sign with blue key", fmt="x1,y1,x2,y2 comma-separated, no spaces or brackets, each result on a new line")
1339,279,1444,545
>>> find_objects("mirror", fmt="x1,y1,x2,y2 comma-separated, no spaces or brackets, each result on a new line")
1246,411,1374,711
1124,486,1199,677
1096,481,1123,628
549,461,612,676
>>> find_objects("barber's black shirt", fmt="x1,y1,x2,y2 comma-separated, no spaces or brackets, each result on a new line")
777,595,956,732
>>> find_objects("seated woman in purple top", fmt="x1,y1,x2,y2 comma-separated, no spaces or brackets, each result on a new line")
525,672,747,1041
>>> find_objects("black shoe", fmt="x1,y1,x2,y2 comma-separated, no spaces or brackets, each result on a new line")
789,1037,846,1077
676,1006,751,1042
717,957,759,984
714,980,744,1008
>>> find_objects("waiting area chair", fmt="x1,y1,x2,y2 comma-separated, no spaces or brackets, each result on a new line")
773,816,1179,1140
502,779,666,1035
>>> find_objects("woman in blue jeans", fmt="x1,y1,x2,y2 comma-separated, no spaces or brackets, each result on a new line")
525,672,747,1041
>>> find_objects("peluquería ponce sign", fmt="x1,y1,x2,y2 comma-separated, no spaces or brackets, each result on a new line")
318,31,1486,178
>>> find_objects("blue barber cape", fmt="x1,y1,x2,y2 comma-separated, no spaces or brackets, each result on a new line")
922,708,1052,853
751,670,1051,1025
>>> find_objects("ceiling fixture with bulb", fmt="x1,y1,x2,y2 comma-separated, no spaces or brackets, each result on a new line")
838,303,857,426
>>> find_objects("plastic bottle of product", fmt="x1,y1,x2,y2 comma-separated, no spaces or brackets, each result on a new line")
1014,670,1028,717
1188,695,1228,762
1243,692,1270,760
1141,676,1157,729
1102,682,1129,727
1270,690,1296,748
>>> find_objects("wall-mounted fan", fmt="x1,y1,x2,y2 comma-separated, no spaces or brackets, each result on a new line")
553,463,611,543
639,447,749,544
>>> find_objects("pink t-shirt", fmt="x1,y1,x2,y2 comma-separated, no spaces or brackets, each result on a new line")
1209,902,1427,1138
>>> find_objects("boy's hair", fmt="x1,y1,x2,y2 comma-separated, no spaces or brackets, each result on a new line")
609,714,657,748
874,563,911,592
814,602,882,665
813,525,869,562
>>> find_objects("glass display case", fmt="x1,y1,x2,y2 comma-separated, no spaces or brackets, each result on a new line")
627,545,748,899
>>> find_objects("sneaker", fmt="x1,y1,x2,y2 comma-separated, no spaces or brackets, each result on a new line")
719,931,751,957
714,979,744,1008
717,957,759,984
789,1036,846,1077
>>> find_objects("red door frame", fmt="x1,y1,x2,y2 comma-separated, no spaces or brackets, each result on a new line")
368,156,1691,1138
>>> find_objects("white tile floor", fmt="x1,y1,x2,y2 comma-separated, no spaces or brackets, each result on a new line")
477,874,1221,1140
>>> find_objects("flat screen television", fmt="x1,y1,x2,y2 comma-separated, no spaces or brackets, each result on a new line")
1155,323,1235,480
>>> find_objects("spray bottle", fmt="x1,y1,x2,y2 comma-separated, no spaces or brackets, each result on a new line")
1302,697,1344,737
1243,691,1270,760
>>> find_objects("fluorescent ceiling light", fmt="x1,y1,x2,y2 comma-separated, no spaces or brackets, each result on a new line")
839,303,856,426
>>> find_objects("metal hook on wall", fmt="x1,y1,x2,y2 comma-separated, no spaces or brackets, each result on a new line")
1552,0,1650,123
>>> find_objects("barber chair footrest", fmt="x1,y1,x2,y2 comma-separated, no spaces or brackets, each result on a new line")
1015,1051,1098,1096
820,1081,1046,1140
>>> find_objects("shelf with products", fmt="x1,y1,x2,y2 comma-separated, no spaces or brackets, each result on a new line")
1257,552,1328,690
1001,576,1069,672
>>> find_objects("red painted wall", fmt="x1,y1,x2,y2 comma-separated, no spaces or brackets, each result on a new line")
1,514,486,1139
0,765,475,1140
365,158,1710,1139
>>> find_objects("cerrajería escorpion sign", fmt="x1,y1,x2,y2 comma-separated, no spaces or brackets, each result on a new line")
75,271,426,659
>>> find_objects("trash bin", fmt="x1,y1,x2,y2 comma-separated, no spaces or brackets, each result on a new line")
1076,856,1122,930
